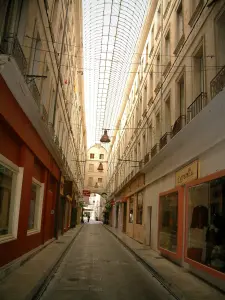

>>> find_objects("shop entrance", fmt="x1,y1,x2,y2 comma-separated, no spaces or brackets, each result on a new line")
123,202,127,232
147,206,152,246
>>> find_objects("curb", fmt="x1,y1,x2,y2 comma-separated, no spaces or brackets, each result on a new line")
0,238,55,282
29,224,84,300
103,225,184,300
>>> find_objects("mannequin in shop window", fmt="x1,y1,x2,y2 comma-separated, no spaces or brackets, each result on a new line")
205,213,225,271
191,205,208,229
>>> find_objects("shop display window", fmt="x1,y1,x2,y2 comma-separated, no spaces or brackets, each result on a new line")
187,176,225,273
136,192,143,224
129,197,134,223
27,178,44,234
0,164,13,236
159,191,178,253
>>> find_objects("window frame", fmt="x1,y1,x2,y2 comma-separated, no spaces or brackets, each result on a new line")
27,177,44,236
0,154,23,244
158,186,184,260
90,153,95,159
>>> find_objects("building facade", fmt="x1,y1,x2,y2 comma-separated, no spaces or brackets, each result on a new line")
107,0,225,290
0,0,86,268
84,144,108,195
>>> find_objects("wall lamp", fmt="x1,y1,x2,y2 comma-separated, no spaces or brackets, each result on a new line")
100,126,150,143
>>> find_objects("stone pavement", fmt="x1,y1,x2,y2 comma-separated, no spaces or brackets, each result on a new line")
40,224,175,300
0,225,83,300
105,225,225,300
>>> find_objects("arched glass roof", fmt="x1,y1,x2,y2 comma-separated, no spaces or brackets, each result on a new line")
83,0,149,148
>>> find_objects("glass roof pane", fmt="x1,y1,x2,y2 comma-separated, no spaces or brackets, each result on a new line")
83,0,148,148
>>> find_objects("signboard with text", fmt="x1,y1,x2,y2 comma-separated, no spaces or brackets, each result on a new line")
176,161,198,186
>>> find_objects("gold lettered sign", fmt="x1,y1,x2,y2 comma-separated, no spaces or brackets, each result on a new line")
176,161,198,186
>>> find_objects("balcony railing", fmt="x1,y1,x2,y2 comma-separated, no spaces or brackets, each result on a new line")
26,79,41,108
1,37,28,76
171,115,186,138
187,92,207,123
144,153,149,164
41,105,48,123
210,66,225,99
159,132,171,150
151,144,158,158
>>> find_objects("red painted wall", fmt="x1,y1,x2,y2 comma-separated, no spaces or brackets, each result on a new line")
0,76,60,267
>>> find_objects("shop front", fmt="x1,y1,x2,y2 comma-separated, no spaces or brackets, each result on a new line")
157,160,225,288
116,174,145,243
185,170,225,280
158,161,198,263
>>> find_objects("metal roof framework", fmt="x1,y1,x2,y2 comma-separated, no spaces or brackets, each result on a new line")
83,0,148,148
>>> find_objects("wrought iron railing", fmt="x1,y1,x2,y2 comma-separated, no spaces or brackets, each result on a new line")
159,132,171,150
26,79,41,108
41,105,48,123
151,144,158,158
187,92,207,123
171,115,186,138
210,66,225,99
144,153,149,164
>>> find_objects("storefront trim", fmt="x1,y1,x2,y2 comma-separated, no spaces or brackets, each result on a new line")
184,169,225,281
158,187,184,260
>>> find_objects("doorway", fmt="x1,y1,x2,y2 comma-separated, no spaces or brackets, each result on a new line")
147,206,152,246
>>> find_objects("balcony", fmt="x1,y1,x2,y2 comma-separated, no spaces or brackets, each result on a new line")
144,153,149,164
151,144,158,158
187,92,207,123
1,37,27,76
171,115,186,138
41,105,48,123
159,132,171,150
210,66,225,99
26,79,41,108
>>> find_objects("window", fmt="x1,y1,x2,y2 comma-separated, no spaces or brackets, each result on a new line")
98,178,102,183
90,153,94,159
159,191,178,253
129,197,134,223
136,193,143,224
187,176,225,274
177,75,185,118
176,2,184,42
165,96,171,132
0,155,23,241
216,11,225,67
99,154,104,159
88,177,93,186
27,179,44,233
89,164,94,172
164,31,170,65
193,45,204,98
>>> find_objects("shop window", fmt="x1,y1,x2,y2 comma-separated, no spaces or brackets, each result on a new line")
136,193,143,224
0,155,23,241
159,191,178,253
129,197,134,223
90,153,94,159
99,154,104,159
187,176,225,273
27,178,44,233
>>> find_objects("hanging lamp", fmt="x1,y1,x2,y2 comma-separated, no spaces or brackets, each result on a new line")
100,129,110,143
97,162,104,171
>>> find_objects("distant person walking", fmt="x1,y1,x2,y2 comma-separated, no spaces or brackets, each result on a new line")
87,215,90,222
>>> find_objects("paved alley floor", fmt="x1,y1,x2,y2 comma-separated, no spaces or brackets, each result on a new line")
41,224,175,300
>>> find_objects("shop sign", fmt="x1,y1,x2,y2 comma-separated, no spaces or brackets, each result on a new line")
83,189,91,197
176,161,198,186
